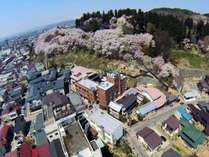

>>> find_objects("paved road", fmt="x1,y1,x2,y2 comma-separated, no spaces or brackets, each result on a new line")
125,103,180,157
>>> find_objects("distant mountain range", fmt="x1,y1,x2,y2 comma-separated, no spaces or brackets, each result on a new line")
0,20,75,42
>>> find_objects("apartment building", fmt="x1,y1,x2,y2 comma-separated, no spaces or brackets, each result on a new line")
74,71,126,108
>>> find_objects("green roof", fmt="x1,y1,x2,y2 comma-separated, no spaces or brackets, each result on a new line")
34,112,44,131
35,130,48,146
180,119,206,148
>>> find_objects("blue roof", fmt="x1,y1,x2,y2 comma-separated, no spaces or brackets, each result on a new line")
177,106,192,121
48,68,57,81
30,76,44,84
52,79,64,90
35,129,48,146
27,65,43,81
34,112,44,131
138,102,157,116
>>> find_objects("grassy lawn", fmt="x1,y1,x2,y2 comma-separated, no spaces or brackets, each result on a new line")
112,140,137,157
46,49,141,88
170,49,209,70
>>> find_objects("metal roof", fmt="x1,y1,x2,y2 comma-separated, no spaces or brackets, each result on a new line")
35,130,48,146
180,119,206,148
138,102,157,116
117,94,137,112
108,101,122,112
34,112,44,131
78,79,98,90
177,106,192,121
88,108,123,134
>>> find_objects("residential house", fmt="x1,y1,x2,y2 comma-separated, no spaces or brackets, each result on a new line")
18,142,52,157
162,115,180,136
0,123,14,154
197,101,209,113
67,92,85,112
188,104,209,136
179,119,206,148
42,92,76,123
161,148,181,157
33,143,52,157
136,127,163,152
108,94,137,119
138,102,157,117
14,115,31,136
44,122,62,142
1,102,20,121
5,150,18,157
183,90,200,103
176,106,193,122
19,143,32,157
137,85,167,116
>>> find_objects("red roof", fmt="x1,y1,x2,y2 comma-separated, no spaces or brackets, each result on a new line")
0,124,11,145
89,127,98,136
36,143,51,157
20,143,32,157
32,148,39,157
5,150,18,157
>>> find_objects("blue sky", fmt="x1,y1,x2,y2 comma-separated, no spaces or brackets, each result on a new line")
0,0,208,38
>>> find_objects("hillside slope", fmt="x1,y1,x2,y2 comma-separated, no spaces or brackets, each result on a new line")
151,7,209,23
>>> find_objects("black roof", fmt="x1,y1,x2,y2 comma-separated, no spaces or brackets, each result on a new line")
15,116,31,136
188,104,209,127
117,94,137,112
197,101,209,113
15,115,26,133
88,73,102,82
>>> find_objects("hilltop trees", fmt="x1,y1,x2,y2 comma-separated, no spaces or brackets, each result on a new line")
76,8,209,44
153,30,173,61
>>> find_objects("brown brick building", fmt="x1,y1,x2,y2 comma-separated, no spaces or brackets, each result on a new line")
74,72,127,108
97,82,114,108
74,79,97,104
106,73,126,98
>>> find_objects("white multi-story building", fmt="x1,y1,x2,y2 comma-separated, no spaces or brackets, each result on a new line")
85,108,123,145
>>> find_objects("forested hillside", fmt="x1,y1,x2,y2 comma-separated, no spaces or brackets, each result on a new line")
75,8,209,43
